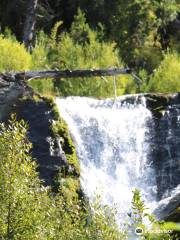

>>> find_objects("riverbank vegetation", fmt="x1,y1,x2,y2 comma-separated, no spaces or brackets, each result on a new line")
0,1,179,97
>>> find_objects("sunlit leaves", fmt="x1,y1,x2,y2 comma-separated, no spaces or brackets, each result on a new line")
148,52,180,93
0,35,31,72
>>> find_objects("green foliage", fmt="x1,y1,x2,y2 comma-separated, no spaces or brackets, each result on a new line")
100,0,179,71
111,0,161,71
50,21,63,48
154,0,179,27
84,197,126,240
138,69,150,92
0,35,32,72
0,0,179,74
129,189,178,240
31,31,49,70
29,31,56,96
27,2,180,96
20,30,50,96
148,52,180,93
70,8,92,45
0,115,53,239
30,21,136,97
58,175,80,203
28,78,55,96
29,10,131,97
46,10,131,97
131,189,148,224
54,37,120,97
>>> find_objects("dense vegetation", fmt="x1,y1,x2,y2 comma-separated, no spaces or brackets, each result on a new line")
0,1,180,239
0,0,179,96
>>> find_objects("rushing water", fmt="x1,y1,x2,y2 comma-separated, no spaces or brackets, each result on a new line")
56,95,180,234
56,96,159,222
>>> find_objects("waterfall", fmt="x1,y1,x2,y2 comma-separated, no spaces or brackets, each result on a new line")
56,96,159,223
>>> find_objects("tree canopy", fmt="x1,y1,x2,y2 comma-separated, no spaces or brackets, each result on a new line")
0,0,179,94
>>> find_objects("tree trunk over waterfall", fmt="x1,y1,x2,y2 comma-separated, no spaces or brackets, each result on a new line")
15,68,131,81
23,0,38,51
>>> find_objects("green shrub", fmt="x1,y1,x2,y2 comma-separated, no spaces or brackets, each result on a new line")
31,31,49,70
48,12,123,97
148,52,180,93
28,78,55,96
53,32,123,97
85,196,126,240
0,115,54,239
0,35,32,72
31,10,134,98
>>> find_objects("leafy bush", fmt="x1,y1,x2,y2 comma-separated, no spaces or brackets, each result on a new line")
0,115,53,239
0,35,32,72
53,32,123,97
56,11,136,97
31,31,49,70
148,52,180,93
30,10,136,98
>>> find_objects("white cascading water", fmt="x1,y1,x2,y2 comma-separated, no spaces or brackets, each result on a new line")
56,96,158,225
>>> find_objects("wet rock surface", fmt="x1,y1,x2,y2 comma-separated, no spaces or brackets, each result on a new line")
14,98,67,186
122,93,180,201
150,94,180,199
155,192,180,221
0,73,25,121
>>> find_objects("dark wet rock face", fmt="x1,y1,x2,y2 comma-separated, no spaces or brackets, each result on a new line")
0,74,25,121
14,98,67,186
150,94,180,200
127,93,180,200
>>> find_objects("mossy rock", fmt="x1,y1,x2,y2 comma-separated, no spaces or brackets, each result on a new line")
28,94,80,176
11,94,81,200
44,96,81,199
50,111,80,176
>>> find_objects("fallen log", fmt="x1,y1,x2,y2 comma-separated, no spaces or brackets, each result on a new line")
14,67,131,81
